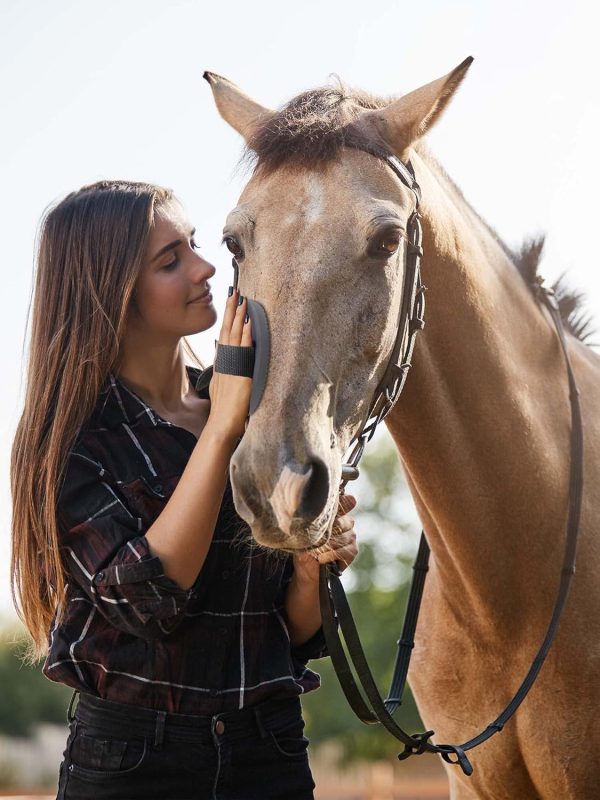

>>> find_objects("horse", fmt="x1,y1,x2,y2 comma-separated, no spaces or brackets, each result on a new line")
204,59,600,799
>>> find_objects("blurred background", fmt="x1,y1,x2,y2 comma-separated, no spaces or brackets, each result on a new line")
1,0,598,797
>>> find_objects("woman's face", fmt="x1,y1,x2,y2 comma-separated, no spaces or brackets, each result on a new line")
128,198,218,341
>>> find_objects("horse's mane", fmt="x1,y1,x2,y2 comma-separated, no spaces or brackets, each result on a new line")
243,81,594,345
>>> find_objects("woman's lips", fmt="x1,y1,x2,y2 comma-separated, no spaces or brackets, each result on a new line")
189,290,212,304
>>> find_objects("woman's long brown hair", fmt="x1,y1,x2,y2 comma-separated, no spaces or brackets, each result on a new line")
11,179,203,660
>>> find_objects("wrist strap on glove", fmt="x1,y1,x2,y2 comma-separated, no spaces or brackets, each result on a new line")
214,344,255,377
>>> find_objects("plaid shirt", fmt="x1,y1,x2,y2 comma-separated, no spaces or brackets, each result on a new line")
43,365,327,715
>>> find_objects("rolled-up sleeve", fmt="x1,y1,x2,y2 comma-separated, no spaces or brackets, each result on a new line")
290,625,329,662
58,447,191,639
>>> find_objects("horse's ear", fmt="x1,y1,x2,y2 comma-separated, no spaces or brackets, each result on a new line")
361,57,474,157
203,71,274,142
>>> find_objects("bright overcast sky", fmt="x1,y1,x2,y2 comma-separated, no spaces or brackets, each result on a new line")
1,0,598,617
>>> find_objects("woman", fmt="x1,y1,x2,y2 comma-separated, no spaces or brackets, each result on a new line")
10,179,358,799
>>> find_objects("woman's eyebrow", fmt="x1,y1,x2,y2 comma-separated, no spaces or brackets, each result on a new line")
151,227,196,262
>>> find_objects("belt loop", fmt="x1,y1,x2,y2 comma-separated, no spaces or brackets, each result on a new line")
67,690,80,722
253,705,268,739
154,710,167,750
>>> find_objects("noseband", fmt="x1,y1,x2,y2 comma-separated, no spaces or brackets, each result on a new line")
197,147,584,778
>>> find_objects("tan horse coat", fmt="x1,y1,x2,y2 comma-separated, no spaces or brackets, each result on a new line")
205,61,600,798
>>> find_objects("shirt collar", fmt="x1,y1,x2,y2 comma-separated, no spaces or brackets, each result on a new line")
92,365,205,431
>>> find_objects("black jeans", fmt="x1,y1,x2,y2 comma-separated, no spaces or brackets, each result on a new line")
56,691,315,800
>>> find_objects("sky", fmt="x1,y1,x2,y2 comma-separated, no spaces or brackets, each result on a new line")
1,0,598,618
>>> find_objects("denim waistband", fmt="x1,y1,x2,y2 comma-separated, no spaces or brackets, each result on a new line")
70,690,303,745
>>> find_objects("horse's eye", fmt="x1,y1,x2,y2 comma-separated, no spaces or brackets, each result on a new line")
224,236,244,259
380,235,400,254
368,229,402,258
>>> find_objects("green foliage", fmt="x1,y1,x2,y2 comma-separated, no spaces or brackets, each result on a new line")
302,430,426,764
0,630,71,737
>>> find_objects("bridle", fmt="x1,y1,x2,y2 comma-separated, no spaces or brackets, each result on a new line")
336,147,426,487
318,145,584,778
199,146,584,778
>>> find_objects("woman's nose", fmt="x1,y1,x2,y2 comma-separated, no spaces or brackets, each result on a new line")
192,255,216,281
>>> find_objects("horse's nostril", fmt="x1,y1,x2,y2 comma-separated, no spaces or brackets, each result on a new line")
297,457,329,522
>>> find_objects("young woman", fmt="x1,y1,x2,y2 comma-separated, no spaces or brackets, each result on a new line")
10,180,358,800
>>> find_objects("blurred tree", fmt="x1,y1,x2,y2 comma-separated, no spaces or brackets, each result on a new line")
302,429,427,764
0,630,71,736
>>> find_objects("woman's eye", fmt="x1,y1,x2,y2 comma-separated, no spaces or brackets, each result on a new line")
164,257,179,271
191,239,201,251
224,236,244,259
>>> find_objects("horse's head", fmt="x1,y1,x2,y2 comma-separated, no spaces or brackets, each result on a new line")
204,59,472,551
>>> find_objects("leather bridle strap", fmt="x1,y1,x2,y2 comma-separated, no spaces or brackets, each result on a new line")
319,253,584,772
384,532,430,713
338,150,426,490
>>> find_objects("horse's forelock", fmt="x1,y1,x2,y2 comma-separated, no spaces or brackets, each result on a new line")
243,84,390,172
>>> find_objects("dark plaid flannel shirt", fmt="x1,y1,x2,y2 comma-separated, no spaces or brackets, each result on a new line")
43,365,327,714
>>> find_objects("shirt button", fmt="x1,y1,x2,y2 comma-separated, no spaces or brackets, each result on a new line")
209,689,219,698
95,571,105,582
152,483,163,494
215,720,225,735
221,570,230,580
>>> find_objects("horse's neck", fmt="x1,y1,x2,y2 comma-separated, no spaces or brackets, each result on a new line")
385,150,570,627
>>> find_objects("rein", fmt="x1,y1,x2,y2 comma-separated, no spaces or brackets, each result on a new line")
319,147,585,777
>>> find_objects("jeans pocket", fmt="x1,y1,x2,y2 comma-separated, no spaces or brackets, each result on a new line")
67,727,148,781
269,718,310,760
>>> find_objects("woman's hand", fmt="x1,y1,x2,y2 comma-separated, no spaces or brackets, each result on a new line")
206,288,253,441
292,493,359,585
284,493,358,646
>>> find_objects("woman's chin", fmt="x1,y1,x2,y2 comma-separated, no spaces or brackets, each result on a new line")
186,306,218,334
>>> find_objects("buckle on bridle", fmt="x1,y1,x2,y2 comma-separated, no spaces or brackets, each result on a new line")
437,744,474,777
397,729,435,760
532,275,560,313
397,733,473,776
